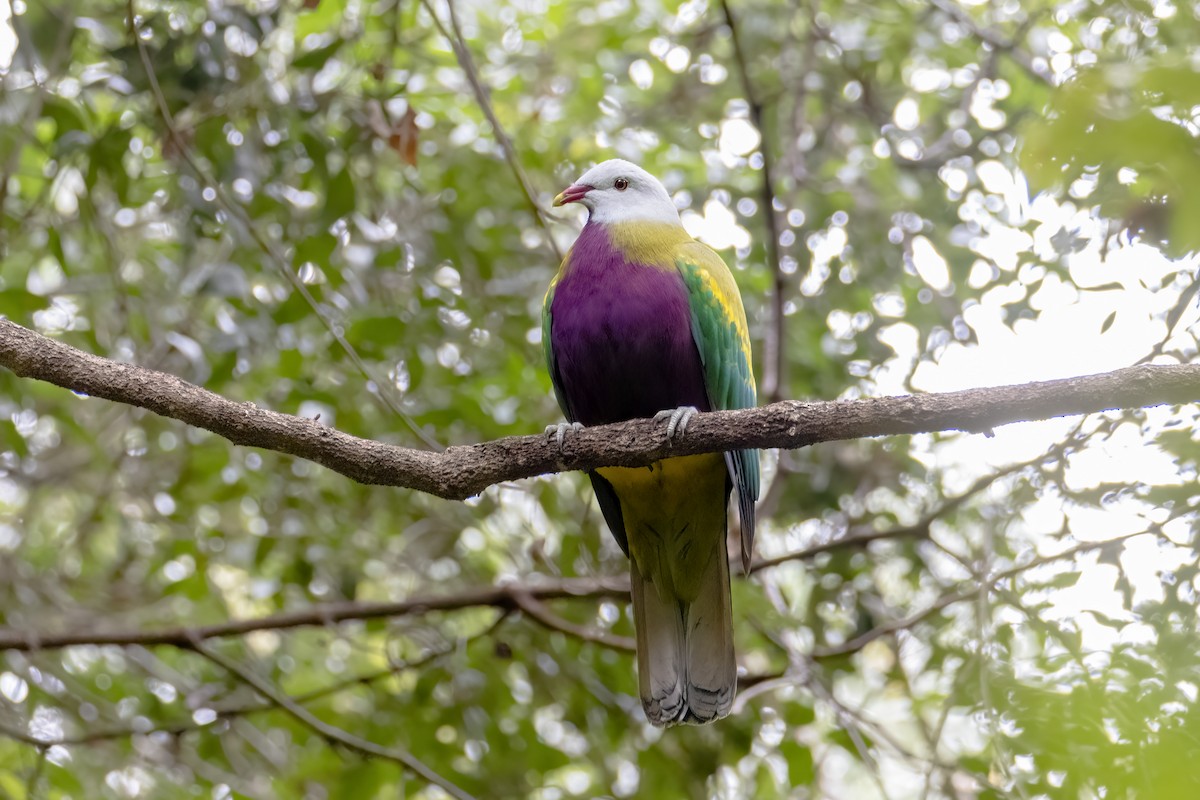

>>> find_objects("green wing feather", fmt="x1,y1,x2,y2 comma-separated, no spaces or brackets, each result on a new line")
542,276,572,420
675,242,760,570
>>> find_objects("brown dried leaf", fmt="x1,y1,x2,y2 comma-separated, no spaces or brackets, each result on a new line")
388,106,419,167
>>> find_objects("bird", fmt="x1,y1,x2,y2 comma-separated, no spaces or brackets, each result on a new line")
541,159,759,726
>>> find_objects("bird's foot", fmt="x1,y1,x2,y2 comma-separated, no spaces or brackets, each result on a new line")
545,421,584,451
654,406,699,442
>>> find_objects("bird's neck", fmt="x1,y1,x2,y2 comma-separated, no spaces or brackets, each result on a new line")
575,219,691,268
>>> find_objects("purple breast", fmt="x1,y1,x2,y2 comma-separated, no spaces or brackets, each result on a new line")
550,224,710,426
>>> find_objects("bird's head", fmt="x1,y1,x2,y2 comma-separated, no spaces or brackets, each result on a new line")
553,159,681,226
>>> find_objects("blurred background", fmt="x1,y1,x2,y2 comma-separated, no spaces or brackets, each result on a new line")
1,0,1199,797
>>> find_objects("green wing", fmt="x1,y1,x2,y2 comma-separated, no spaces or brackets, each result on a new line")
675,241,760,570
542,276,572,421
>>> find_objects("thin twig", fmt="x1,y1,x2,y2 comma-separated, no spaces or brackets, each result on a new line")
24,743,48,800
752,475,987,571
921,653,972,800
975,517,1031,799
751,524,931,573
188,636,477,800
0,8,75,224
927,0,1050,84
0,614,512,747
720,0,787,402
812,586,972,659
1138,265,1200,364
804,667,893,800
731,669,805,713
124,0,440,451
0,721,48,748
752,455,1050,573
420,0,561,261
511,591,635,651
816,661,989,786
811,529,1154,659
0,578,628,652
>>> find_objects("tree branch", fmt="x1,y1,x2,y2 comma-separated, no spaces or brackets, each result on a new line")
0,576,628,652
0,615,511,747
0,506,962,654
720,0,787,403
126,0,441,451
810,529,1153,659
189,637,477,800
419,0,562,261
510,591,636,651
750,460,1025,572
1,319,1197,500
928,0,1050,84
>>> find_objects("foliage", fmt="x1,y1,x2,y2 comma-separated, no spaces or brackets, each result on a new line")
0,0,1198,797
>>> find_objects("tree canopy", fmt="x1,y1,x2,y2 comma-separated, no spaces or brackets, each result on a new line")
1,0,1200,798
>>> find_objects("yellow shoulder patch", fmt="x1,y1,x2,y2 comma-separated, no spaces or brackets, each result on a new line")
607,222,693,267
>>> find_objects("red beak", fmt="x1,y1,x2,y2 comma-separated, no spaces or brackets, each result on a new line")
553,183,593,207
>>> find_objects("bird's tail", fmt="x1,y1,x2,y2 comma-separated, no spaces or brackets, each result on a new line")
630,534,735,726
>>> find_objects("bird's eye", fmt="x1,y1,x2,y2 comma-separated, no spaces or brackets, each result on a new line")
614,178,629,191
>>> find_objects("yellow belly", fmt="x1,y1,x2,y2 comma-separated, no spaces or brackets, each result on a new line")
598,453,728,603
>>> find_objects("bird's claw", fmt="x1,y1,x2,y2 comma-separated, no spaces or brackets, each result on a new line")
545,421,584,451
654,406,699,442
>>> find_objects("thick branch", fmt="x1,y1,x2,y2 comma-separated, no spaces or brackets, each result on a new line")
1,319,1198,500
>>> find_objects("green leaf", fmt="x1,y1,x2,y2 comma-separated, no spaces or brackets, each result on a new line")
294,38,345,70
346,315,404,354
295,233,338,270
781,740,814,786
325,168,356,222
0,420,27,458
1045,572,1082,589
1100,310,1116,335
0,290,44,316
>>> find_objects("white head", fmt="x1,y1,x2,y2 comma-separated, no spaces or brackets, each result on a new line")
553,159,682,226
